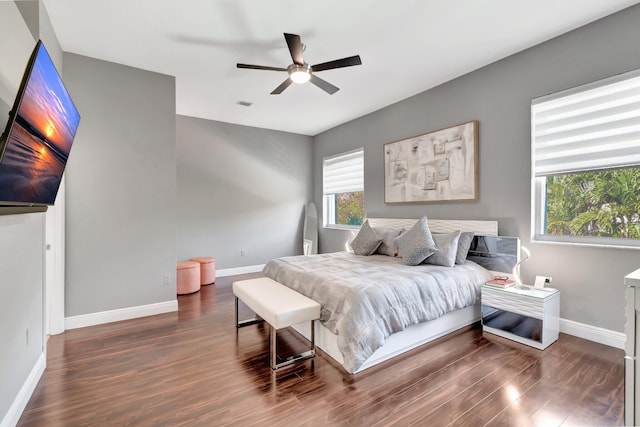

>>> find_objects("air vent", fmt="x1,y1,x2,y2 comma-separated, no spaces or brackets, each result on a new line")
236,101,253,107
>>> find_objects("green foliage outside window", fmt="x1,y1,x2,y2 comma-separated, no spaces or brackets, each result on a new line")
545,167,640,238
335,191,364,226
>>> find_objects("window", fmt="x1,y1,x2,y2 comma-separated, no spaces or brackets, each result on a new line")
323,148,364,228
532,69,640,248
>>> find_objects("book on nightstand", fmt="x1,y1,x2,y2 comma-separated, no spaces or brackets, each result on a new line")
485,278,515,288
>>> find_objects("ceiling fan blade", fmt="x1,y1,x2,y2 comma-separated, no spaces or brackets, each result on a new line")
311,55,362,72
309,74,339,95
284,33,305,66
271,78,293,95
237,63,288,72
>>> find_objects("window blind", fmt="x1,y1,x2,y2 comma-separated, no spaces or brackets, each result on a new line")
323,148,364,195
532,69,640,177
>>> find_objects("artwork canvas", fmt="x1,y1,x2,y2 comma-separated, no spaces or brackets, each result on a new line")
384,120,478,203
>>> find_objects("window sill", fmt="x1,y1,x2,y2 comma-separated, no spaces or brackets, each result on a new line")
323,224,361,231
533,235,640,251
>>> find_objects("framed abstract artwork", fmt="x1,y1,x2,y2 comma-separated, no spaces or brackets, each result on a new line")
384,120,478,203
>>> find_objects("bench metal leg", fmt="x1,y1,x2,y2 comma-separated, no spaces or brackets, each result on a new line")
235,296,263,328
270,319,316,370
235,295,317,370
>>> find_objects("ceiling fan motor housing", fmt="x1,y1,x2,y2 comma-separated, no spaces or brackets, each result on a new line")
288,63,311,84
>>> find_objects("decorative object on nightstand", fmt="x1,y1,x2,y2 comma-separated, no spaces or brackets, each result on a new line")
512,245,530,288
485,276,515,289
534,275,553,288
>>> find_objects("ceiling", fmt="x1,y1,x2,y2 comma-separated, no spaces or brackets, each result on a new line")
43,0,640,136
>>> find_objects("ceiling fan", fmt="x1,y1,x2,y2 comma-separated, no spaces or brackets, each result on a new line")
237,33,362,95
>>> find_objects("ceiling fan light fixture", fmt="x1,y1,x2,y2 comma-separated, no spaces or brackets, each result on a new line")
288,64,311,84
238,33,361,94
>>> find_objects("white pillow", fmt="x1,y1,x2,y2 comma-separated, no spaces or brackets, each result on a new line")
373,227,404,257
425,230,461,267
455,231,475,264
395,217,438,266
349,220,382,256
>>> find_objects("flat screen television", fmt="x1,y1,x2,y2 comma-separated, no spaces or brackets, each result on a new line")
0,40,80,207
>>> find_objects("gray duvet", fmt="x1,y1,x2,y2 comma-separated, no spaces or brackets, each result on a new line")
263,251,493,373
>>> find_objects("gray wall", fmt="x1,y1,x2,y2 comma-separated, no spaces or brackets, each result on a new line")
0,2,35,135
0,0,60,421
314,4,640,333
63,54,177,316
176,115,313,269
0,213,43,419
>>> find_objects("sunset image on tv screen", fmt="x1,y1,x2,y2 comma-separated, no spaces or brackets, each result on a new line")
0,42,80,205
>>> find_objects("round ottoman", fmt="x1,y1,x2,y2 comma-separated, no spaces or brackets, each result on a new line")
189,256,216,285
177,261,201,295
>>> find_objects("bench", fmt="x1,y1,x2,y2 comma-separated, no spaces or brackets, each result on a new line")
233,277,321,370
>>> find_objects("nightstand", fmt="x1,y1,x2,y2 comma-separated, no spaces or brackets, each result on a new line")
481,284,560,350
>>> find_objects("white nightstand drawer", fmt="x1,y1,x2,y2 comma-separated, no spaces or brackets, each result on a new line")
482,289,543,319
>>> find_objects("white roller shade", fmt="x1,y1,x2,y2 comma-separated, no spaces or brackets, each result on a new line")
323,148,364,194
532,69,640,177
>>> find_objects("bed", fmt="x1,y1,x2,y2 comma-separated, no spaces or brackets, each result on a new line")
262,218,518,374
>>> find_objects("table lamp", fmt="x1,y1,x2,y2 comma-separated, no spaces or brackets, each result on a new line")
512,246,530,288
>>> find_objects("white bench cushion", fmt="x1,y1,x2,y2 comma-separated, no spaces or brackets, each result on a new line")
233,277,320,329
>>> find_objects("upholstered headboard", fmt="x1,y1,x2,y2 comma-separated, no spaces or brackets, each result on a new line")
366,218,518,274
367,218,498,236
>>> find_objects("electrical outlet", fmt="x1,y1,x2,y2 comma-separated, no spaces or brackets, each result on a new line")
163,274,171,285
240,249,246,256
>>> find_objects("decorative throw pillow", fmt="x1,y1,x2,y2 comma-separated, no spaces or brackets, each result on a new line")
455,231,475,264
373,227,404,257
349,220,382,256
395,217,438,266
425,230,461,267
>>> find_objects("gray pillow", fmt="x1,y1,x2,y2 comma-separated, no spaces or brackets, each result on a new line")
373,227,404,257
395,217,438,266
455,231,475,264
349,220,382,256
425,230,461,267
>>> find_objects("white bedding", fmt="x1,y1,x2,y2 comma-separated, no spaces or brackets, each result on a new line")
263,251,493,373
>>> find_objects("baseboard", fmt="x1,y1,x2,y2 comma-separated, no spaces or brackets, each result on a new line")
65,299,178,330
217,264,265,277
560,318,625,349
0,352,45,427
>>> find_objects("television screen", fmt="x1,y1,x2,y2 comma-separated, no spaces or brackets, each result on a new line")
0,40,80,206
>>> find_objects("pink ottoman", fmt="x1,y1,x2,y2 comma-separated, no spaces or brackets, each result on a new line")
177,261,201,295
189,256,216,285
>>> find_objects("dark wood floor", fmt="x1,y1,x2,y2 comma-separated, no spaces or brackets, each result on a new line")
19,273,624,426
